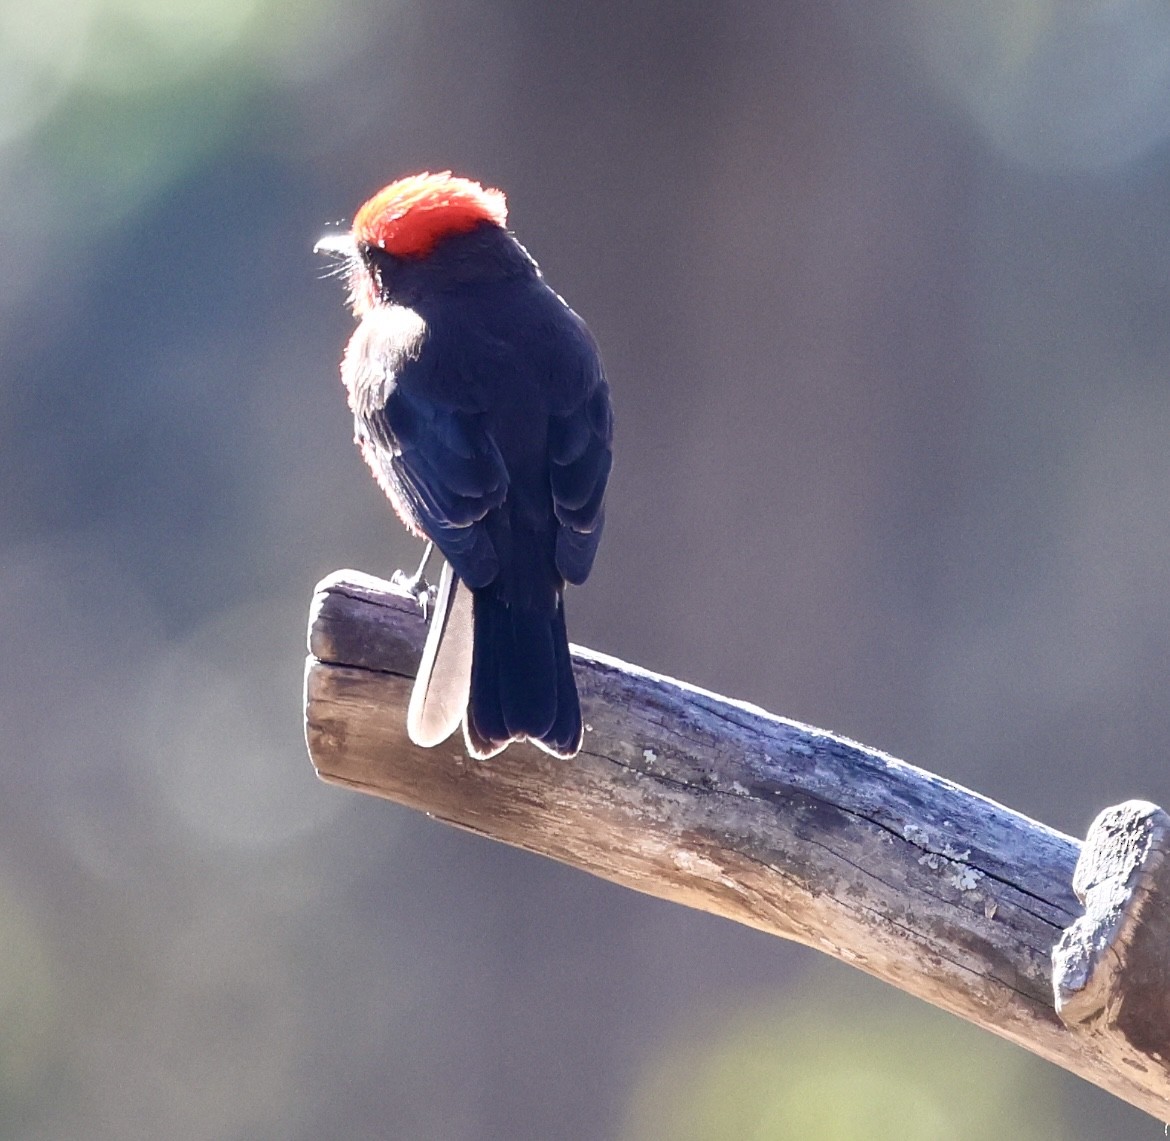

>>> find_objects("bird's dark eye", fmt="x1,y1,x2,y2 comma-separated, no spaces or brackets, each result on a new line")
359,244,391,295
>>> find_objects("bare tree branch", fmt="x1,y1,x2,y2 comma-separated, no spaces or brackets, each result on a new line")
304,569,1170,1122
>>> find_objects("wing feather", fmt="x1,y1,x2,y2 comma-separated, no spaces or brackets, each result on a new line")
549,357,613,585
365,360,508,590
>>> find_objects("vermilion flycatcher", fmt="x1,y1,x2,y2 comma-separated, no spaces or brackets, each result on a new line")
317,172,612,759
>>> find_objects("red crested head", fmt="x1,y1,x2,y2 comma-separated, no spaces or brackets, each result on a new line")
351,171,508,258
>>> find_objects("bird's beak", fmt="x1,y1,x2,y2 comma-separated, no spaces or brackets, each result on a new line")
314,232,357,257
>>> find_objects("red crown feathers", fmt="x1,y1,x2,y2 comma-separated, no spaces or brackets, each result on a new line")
352,171,509,258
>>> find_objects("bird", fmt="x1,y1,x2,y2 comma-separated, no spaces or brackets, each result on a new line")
316,171,613,759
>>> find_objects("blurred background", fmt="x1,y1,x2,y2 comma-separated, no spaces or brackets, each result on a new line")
3,0,1170,1136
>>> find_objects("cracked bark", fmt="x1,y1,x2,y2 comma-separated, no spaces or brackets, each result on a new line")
303,569,1170,1122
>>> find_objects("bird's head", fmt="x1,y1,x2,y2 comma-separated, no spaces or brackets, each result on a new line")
315,171,512,313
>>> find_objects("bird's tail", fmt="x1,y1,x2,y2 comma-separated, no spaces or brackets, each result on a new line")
407,561,474,749
464,589,582,760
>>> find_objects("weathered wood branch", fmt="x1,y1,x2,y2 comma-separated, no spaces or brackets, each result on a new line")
304,569,1170,1121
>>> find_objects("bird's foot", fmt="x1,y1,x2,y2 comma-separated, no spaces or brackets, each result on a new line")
392,566,437,620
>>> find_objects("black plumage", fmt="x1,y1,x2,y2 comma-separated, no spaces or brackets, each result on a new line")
332,215,612,759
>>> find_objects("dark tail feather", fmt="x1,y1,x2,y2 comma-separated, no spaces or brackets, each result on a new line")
541,599,583,757
464,592,581,759
465,593,509,759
